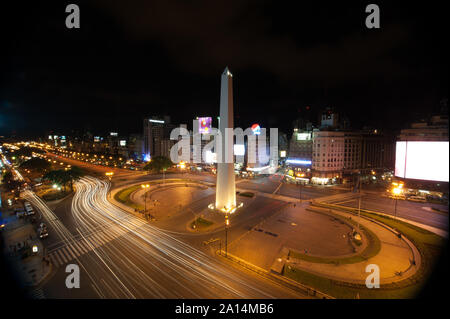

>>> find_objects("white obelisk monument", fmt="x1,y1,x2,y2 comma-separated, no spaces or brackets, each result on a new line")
215,67,236,211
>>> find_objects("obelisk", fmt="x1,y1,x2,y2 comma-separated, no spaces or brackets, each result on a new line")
215,67,236,211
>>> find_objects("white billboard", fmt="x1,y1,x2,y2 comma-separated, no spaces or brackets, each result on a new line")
234,144,245,156
297,133,311,140
395,141,449,182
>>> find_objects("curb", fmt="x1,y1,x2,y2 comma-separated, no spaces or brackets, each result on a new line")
217,250,334,299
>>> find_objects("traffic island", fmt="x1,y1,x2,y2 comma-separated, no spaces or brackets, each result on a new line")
278,202,436,298
190,217,214,231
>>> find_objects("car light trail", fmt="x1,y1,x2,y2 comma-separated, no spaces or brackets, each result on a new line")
67,176,293,298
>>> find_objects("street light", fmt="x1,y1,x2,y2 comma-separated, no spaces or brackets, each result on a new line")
141,184,150,216
392,186,402,219
224,214,230,257
105,172,114,197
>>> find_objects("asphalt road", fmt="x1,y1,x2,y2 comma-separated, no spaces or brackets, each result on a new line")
29,154,447,298
333,193,448,230
32,177,308,298
44,152,449,236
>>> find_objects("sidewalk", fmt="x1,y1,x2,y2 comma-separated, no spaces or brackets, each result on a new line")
2,218,52,287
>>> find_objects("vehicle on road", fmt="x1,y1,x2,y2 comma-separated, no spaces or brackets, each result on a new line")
389,194,406,200
408,196,427,203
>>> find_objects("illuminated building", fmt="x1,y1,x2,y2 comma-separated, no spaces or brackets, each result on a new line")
142,116,175,161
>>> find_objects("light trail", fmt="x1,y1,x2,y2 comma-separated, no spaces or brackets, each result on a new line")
68,176,301,298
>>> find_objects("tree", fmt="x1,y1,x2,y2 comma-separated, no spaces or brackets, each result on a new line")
19,158,51,174
2,170,23,193
43,167,85,192
67,166,85,191
143,156,173,173
43,170,70,192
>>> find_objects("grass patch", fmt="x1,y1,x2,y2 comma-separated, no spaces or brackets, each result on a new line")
286,203,446,298
114,185,144,211
191,217,214,229
37,187,72,201
238,192,255,198
290,208,381,265
113,179,210,211
283,266,420,299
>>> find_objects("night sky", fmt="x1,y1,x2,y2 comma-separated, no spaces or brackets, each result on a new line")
1,1,448,137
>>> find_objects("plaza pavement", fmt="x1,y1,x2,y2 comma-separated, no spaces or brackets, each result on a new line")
283,206,420,285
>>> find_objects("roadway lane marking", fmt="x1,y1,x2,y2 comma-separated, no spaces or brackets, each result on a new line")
273,183,283,195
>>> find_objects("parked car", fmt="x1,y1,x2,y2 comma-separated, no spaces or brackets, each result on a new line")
24,202,35,215
25,206,35,216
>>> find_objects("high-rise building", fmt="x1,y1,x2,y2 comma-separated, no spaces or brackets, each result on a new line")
143,116,175,161
311,129,395,184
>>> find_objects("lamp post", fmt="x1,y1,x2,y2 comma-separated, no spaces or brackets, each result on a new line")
163,168,166,184
141,184,150,215
392,184,403,220
105,172,114,197
298,180,303,202
394,196,398,219
225,213,229,257
357,174,362,232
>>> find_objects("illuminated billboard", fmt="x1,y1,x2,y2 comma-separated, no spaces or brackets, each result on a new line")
198,117,212,134
234,144,245,156
204,150,216,163
251,124,261,135
297,133,311,140
395,141,449,182
120,140,126,146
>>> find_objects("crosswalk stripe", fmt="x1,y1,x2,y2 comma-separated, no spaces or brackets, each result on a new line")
92,233,105,245
75,241,87,254
49,253,58,266
97,232,110,244
101,231,115,242
65,245,78,259
54,251,63,265
79,241,90,253
69,243,80,258
58,249,68,264
88,235,100,248
30,288,45,299
62,247,74,261
70,242,82,256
